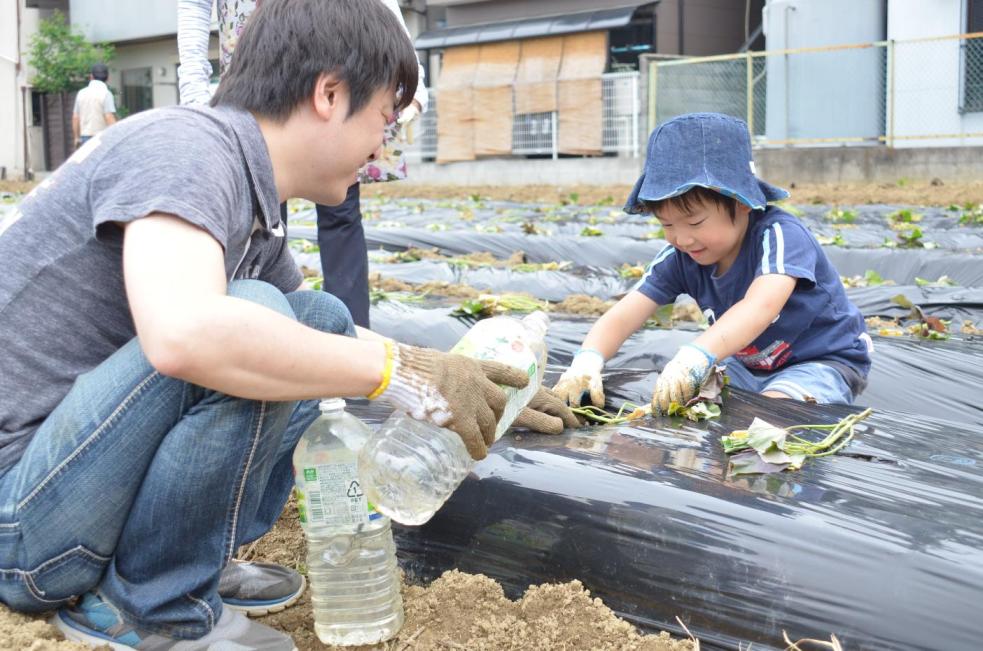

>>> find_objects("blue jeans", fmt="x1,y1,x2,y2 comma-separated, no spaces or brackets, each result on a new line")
0,280,354,638
723,358,854,405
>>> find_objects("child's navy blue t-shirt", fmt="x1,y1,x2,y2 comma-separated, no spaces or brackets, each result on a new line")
635,206,871,391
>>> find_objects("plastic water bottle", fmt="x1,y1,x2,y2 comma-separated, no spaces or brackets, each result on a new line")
358,311,549,526
292,399,403,646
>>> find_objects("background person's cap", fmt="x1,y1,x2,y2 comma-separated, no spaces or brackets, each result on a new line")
624,112,789,214
90,63,109,80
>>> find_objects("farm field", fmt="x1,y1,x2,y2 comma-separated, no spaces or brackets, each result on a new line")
2,184,981,650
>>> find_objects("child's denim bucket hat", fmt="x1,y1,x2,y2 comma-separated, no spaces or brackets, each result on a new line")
624,112,788,214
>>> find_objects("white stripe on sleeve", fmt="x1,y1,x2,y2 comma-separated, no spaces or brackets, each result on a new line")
774,223,786,274
633,244,675,290
761,227,771,275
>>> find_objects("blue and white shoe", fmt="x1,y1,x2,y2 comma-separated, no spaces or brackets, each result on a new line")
219,560,306,617
53,591,296,650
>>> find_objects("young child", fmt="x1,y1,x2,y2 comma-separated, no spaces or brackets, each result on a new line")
553,112,872,413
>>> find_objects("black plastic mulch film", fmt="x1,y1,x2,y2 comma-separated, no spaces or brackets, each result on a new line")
291,199,983,650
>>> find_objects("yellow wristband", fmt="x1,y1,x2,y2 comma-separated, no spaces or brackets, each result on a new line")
366,339,395,400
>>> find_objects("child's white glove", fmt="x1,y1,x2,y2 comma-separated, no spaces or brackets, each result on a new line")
652,343,716,413
552,348,605,408
396,101,421,127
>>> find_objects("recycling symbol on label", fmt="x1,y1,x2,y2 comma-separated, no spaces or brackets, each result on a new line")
347,480,364,498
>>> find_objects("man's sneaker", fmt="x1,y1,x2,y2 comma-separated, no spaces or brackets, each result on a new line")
219,560,306,617
53,591,296,650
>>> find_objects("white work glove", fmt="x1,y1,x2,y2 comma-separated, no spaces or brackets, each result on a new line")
552,348,605,408
396,101,421,127
370,341,528,460
652,343,716,414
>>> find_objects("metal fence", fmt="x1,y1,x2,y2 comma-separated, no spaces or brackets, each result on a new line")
649,33,983,148
403,71,641,162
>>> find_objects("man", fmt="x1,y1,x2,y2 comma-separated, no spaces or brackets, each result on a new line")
72,62,117,148
0,1,576,649
177,0,430,328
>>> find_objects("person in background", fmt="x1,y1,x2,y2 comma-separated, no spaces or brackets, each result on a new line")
178,0,429,327
72,63,117,148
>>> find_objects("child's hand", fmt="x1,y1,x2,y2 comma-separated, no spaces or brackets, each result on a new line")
553,348,605,407
652,344,716,413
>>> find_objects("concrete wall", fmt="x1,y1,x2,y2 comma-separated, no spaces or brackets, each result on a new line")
887,0,983,147
0,1,47,179
763,0,886,143
756,143,983,184
408,157,643,186
401,144,983,187
70,0,177,43
109,37,218,111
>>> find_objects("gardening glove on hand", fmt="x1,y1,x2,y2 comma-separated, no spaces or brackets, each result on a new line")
370,341,529,460
652,343,716,414
552,348,605,408
396,101,421,127
513,387,581,434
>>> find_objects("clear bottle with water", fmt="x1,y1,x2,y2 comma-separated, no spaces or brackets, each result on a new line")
358,311,549,526
293,399,403,646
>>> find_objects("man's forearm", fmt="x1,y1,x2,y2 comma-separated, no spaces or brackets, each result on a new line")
72,116,80,142
150,294,387,401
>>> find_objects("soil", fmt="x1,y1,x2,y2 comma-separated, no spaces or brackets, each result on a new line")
364,180,983,207
253,500,695,651
0,499,693,650
0,608,105,650
553,294,616,316
9,178,983,207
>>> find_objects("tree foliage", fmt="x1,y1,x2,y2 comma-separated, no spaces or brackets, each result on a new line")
27,11,115,94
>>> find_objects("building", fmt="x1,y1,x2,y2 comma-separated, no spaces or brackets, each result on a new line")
0,0,52,181
70,0,214,113
413,0,762,163
887,0,983,147
2,0,766,179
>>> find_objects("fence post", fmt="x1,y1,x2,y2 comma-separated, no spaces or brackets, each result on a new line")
551,111,558,160
648,61,658,133
746,52,754,136
631,73,640,157
886,39,895,148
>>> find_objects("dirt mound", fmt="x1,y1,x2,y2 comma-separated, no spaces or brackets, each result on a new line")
0,607,105,650
363,180,983,207
554,294,616,316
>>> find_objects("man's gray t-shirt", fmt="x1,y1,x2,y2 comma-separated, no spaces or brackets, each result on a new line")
0,105,302,475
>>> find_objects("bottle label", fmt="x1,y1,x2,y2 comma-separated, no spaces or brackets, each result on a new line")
451,325,538,385
297,463,378,526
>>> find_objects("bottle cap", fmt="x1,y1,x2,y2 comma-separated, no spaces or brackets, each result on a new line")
318,398,346,412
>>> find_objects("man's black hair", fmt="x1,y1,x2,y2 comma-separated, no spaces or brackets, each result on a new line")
91,63,109,82
211,0,419,122
644,186,738,222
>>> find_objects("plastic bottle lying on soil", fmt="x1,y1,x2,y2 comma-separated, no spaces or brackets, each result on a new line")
293,399,403,646
358,311,549,526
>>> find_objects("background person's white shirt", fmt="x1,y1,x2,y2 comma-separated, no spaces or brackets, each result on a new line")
73,79,117,137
